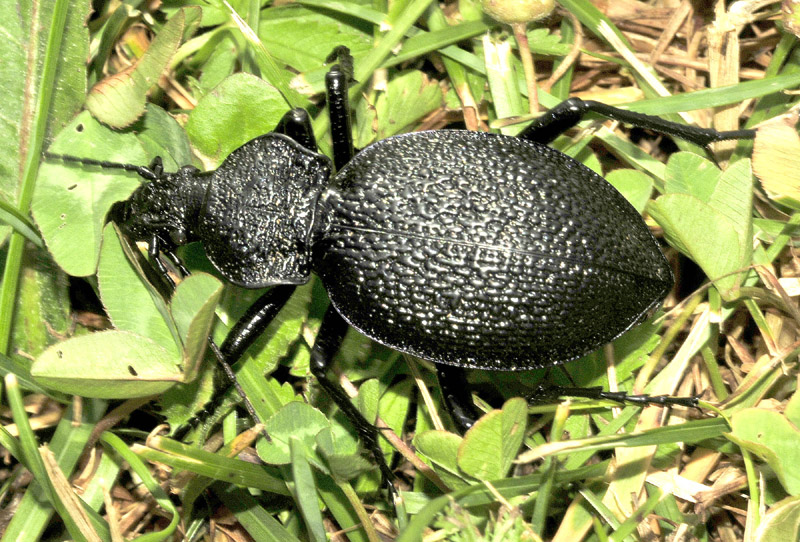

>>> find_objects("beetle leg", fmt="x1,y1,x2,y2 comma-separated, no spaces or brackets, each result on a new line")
220,285,296,361
188,104,311,431
326,63,354,171
316,58,397,498
174,287,298,439
148,234,176,289
530,384,700,409
148,234,191,287
275,108,317,151
436,364,483,433
163,248,190,278
310,307,397,498
519,97,755,146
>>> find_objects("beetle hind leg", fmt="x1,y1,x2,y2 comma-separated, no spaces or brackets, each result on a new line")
310,308,398,498
437,364,483,433
528,384,700,409
519,97,755,147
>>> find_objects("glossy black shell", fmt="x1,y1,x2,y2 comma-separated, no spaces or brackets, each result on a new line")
313,130,673,370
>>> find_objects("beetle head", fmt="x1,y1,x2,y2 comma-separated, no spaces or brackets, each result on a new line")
112,165,207,249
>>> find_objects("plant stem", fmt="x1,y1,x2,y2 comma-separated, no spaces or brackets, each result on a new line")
512,22,539,113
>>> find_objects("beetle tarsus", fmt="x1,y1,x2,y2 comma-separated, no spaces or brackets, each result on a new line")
325,45,355,84
530,384,701,409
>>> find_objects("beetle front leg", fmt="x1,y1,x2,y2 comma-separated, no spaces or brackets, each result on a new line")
310,307,397,498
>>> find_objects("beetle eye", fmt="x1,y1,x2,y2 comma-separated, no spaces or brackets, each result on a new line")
170,229,188,245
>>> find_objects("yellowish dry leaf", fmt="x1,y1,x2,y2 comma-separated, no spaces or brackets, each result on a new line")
753,110,800,208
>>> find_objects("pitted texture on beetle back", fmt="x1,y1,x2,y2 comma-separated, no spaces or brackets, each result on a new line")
314,131,672,370
198,134,332,288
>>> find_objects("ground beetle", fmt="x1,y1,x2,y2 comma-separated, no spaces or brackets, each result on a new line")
51,52,756,492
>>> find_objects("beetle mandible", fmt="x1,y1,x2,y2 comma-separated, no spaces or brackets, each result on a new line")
57,53,756,489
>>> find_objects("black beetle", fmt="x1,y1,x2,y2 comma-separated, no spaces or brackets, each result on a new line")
50,54,755,491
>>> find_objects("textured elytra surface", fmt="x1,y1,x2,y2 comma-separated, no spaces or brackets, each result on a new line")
314,131,673,370
197,134,332,288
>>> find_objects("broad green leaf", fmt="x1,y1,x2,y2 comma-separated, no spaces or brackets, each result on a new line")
710,158,754,258
786,390,800,427
195,35,237,96
31,331,182,398
414,430,471,489
649,194,742,296
135,103,195,167
729,408,800,496
754,496,800,542
258,5,371,73
356,378,380,425
649,153,753,299
257,402,329,466
605,169,653,213
524,27,572,56
664,152,720,199
457,398,528,481
33,113,147,276
315,426,372,482
97,223,177,353
86,8,197,127
354,98,379,150
356,66,444,147
169,272,223,381
186,73,288,165
378,379,412,458
11,246,70,362
159,362,216,429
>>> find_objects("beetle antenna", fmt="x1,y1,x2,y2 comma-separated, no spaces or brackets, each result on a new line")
44,151,159,181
